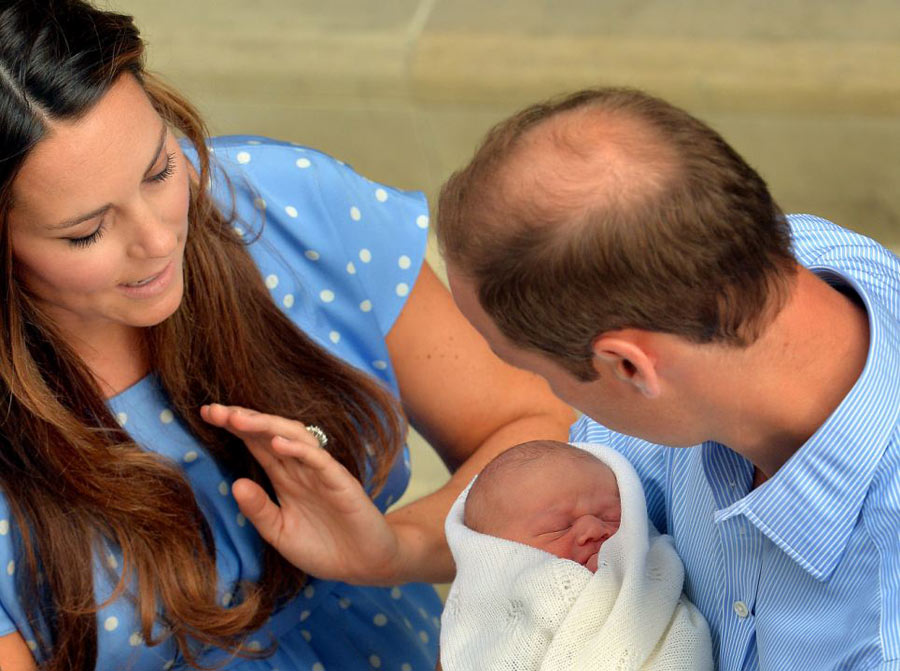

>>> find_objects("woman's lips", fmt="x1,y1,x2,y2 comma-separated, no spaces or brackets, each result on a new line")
118,261,174,298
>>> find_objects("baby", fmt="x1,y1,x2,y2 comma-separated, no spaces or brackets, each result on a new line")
441,440,713,671
463,440,622,572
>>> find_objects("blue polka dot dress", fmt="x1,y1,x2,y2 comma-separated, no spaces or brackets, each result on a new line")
0,137,442,670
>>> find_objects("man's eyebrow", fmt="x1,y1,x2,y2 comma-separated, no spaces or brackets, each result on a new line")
50,123,168,231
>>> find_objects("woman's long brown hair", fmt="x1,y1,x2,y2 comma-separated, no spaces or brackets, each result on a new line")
0,2,404,668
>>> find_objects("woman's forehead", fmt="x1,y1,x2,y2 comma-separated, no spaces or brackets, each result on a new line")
10,76,163,224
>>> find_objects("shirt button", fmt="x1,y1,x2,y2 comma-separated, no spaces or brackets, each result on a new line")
733,601,749,618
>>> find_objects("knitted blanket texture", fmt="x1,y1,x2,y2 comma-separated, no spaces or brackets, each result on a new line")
440,442,713,671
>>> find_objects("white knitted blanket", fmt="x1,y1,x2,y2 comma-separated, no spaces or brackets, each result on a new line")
440,442,712,671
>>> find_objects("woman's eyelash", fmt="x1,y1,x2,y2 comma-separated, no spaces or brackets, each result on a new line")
68,223,105,248
148,152,176,183
66,154,174,248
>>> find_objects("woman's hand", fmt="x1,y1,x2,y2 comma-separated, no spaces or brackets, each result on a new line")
200,403,403,585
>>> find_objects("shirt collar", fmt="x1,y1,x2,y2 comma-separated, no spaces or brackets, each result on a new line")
716,267,900,581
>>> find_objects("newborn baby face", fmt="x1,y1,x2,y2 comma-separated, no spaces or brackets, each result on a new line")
484,451,621,572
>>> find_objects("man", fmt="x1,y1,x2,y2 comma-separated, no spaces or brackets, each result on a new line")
436,87,900,670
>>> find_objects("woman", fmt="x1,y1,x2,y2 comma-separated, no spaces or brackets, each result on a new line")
0,1,573,669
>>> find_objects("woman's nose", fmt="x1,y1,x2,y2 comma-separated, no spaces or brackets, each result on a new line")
127,206,178,259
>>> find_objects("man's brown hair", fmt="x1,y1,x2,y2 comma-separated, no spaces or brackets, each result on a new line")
437,87,797,380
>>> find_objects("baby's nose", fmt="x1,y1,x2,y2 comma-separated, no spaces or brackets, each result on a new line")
574,515,607,544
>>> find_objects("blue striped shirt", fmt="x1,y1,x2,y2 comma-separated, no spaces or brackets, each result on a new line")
570,215,900,670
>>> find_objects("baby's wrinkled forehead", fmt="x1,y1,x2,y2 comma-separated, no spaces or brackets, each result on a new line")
464,441,618,532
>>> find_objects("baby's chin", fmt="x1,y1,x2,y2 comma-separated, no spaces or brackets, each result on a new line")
584,551,600,572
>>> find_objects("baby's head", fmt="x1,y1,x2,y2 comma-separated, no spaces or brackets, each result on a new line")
464,440,621,571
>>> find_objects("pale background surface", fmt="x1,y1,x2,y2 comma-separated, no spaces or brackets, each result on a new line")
105,1,900,576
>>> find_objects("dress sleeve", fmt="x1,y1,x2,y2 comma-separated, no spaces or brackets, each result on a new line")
202,136,429,339
0,497,26,638
302,151,430,338
193,137,430,396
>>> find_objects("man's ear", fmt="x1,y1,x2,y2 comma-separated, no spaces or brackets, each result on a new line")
591,333,661,399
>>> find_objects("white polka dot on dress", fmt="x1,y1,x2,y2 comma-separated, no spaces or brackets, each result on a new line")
236,151,251,164
106,554,118,569
359,300,373,313
329,331,341,344
350,206,362,221
372,360,388,370
373,613,388,627
418,631,429,644
254,197,266,211
398,255,411,270
301,630,312,642
285,205,298,218
159,409,174,424
283,294,295,308
338,598,352,609
369,654,382,668
104,616,118,632
129,632,143,647
305,250,320,261
116,412,128,426
265,274,279,290
396,283,409,297
0,519,9,535
359,249,372,263
401,664,412,671
236,514,246,527
300,610,311,621
416,214,429,229
184,451,198,463
26,640,37,652
390,587,402,600
375,188,388,202
320,290,335,303
296,157,312,169
346,261,357,274
304,584,315,599
312,663,324,671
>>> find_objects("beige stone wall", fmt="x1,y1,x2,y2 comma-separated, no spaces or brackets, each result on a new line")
108,1,900,528
114,0,900,252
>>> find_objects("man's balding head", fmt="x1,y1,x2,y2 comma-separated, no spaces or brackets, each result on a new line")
437,88,797,380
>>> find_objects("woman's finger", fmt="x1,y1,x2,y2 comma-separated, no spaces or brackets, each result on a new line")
203,404,320,448
232,478,285,546
270,436,360,494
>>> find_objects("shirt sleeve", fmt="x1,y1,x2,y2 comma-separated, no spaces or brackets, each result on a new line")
570,415,670,534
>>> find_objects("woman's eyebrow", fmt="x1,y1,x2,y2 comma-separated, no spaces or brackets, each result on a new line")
50,123,168,231
142,123,169,176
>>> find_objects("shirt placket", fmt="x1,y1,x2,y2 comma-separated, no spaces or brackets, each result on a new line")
716,513,765,671
703,444,762,671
